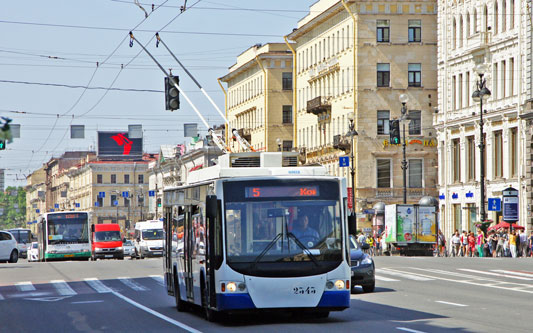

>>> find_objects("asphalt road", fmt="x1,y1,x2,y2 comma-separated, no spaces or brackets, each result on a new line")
1,256,532,332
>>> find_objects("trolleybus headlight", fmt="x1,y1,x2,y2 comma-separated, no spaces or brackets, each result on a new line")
326,281,334,289
334,280,345,290
227,282,237,292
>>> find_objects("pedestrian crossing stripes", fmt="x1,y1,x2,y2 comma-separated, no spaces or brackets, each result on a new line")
15,282,36,292
84,278,113,293
51,280,77,296
119,277,149,291
374,275,400,282
376,268,434,281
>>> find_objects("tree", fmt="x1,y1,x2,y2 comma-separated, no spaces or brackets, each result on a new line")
0,186,26,229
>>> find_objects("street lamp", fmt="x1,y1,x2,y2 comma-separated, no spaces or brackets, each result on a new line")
472,63,491,223
347,113,358,222
276,138,282,152
399,93,409,204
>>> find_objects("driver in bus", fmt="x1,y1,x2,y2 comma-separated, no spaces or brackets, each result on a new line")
291,214,319,246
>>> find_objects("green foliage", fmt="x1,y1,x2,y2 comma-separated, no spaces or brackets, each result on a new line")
0,186,26,229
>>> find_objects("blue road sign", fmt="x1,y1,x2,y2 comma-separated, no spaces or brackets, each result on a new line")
50,209,55,212
488,198,501,212
95,202,99,207
149,190,155,197
113,200,119,206
54,204,59,208
75,203,80,208
339,156,349,167
36,209,40,213
122,191,129,198
99,192,105,198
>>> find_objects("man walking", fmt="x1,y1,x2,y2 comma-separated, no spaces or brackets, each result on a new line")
451,231,461,257
519,230,528,258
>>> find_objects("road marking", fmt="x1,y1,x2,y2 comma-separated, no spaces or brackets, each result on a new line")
396,327,427,333
71,300,104,304
376,269,433,281
459,269,533,281
150,275,165,287
111,291,202,333
492,270,533,278
15,282,36,292
51,280,77,296
435,300,468,307
375,275,400,282
118,277,149,291
84,278,112,293
0,293,4,300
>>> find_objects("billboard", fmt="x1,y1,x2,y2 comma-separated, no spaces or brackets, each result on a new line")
97,131,143,159
417,206,437,243
396,205,416,243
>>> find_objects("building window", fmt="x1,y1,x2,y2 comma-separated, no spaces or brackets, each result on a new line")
377,110,390,135
97,197,104,208
408,19,421,42
138,174,144,184
124,197,130,207
408,110,421,135
97,174,103,184
467,203,477,232
377,63,390,87
452,139,461,183
408,159,423,188
111,174,116,184
408,63,421,87
377,20,390,42
124,174,130,184
510,58,514,95
282,105,292,124
467,136,476,181
377,159,391,188
510,127,518,177
282,141,293,152
494,131,503,178
458,73,463,108
282,72,292,90
453,204,462,232
111,194,118,207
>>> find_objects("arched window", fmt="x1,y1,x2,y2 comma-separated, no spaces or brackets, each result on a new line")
494,1,498,34
473,9,478,33
510,0,514,29
483,5,488,33
466,12,470,37
502,0,507,32
452,18,457,49
459,16,463,47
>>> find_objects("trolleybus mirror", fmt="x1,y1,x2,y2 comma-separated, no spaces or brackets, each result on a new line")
348,215,356,235
206,195,217,220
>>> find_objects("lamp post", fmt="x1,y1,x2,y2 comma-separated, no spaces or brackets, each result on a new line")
399,94,409,204
471,63,491,223
276,138,282,152
347,113,358,219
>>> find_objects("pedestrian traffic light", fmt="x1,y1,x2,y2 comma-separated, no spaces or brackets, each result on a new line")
0,139,5,150
164,76,180,111
157,198,162,208
389,120,401,145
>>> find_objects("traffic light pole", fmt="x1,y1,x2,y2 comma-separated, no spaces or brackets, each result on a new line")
401,121,407,204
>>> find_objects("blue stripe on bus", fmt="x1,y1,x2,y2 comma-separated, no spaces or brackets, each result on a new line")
216,293,256,310
317,290,350,308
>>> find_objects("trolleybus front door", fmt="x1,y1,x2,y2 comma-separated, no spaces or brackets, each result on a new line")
184,208,194,300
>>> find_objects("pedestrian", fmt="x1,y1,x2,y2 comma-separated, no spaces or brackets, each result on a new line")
530,231,533,257
476,229,484,257
461,230,468,257
490,230,498,258
496,228,506,257
438,230,446,257
519,230,528,258
468,231,476,257
516,230,521,257
509,230,517,258
451,231,461,257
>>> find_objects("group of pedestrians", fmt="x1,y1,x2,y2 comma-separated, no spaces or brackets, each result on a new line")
444,228,533,258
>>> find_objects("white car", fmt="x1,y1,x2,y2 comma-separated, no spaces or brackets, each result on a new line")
28,242,39,262
122,240,135,258
0,230,19,263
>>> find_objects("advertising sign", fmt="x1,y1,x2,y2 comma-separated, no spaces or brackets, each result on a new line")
97,131,143,159
384,205,397,242
417,206,437,243
502,187,519,223
396,205,416,243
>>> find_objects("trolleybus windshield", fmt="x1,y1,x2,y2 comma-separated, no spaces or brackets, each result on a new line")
47,213,89,244
223,179,343,277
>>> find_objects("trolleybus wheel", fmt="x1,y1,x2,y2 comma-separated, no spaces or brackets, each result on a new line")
201,277,220,322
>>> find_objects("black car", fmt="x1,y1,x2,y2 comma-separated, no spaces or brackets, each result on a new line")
349,235,375,293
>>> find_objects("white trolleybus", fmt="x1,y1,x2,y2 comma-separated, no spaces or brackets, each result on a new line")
163,152,351,321
36,211,91,261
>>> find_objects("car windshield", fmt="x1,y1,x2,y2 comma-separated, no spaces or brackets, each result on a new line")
224,180,343,265
95,231,121,242
123,240,133,246
349,235,360,250
142,229,163,240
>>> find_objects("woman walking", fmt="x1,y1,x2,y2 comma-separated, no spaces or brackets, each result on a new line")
509,230,517,258
476,229,485,257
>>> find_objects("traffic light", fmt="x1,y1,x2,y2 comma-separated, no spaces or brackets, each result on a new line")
164,76,180,111
389,120,401,145
0,139,5,150
157,198,162,208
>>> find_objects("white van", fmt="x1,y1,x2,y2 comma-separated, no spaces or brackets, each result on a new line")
133,220,164,259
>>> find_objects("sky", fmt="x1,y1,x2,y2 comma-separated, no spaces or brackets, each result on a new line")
0,0,314,187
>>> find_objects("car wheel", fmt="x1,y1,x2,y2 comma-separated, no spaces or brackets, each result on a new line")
9,250,19,263
362,283,375,293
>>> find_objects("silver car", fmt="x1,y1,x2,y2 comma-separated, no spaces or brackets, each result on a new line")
122,240,135,258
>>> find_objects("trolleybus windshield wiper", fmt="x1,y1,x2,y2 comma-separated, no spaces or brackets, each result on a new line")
251,232,283,268
286,232,319,267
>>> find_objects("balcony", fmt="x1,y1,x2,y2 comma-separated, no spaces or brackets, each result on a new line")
237,128,251,143
333,134,351,151
466,31,491,54
306,96,331,116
